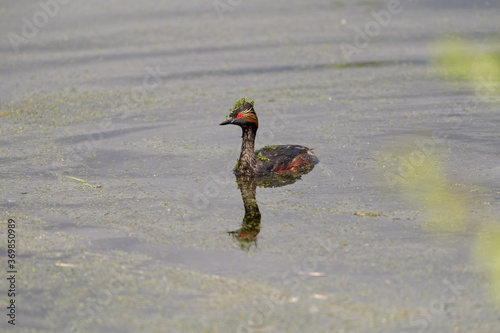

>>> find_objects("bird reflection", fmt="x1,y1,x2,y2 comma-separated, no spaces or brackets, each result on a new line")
228,169,317,250
228,175,261,250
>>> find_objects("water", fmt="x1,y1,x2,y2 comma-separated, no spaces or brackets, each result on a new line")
1,0,499,332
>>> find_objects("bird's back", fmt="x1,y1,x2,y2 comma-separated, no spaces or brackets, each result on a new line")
254,145,319,175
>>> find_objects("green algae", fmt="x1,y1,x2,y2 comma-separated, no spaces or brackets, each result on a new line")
65,176,102,189
256,151,270,161
229,98,254,115
0,88,157,132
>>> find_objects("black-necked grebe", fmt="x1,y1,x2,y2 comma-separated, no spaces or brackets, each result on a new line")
220,99,319,176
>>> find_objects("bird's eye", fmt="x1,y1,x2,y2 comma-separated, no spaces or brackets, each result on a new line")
237,114,242,118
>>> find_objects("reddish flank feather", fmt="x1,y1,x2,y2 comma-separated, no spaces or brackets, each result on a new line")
272,150,318,173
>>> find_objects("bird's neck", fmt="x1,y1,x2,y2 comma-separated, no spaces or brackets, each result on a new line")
237,127,257,175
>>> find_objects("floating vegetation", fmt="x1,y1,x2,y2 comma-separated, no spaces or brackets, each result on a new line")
256,151,270,162
0,88,157,130
354,212,381,217
228,98,254,115
65,176,102,189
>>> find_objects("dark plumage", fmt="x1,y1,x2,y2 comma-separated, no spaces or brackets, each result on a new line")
254,144,318,174
220,99,319,176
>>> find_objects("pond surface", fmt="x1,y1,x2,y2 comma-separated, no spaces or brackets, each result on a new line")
1,0,499,332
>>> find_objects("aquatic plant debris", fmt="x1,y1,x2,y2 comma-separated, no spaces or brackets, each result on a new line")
256,151,270,161
229,98,254,115
65,176,102,188
354,212,381,217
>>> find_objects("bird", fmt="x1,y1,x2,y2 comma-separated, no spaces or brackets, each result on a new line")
219,98,319,177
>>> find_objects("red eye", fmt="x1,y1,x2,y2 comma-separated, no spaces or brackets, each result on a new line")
237,114,242,118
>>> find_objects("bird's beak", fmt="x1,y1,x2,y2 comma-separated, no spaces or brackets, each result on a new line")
219,119,233,125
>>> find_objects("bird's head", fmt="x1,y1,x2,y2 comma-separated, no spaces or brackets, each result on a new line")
219,98,258,129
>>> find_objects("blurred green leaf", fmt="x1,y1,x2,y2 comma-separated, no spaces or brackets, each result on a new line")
434,38,500,101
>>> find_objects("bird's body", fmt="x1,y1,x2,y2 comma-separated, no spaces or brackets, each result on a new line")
253,145,318,175
220,99,318,177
